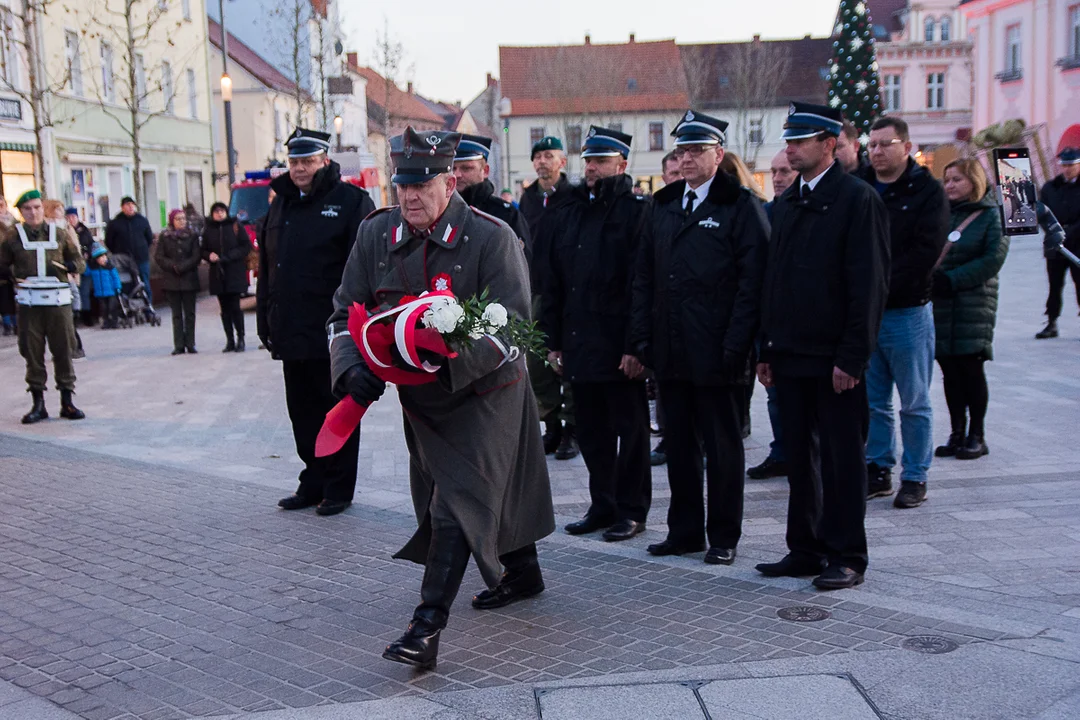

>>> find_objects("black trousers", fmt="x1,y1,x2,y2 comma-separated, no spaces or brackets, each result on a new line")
282,359,360,503
937,354,988,436
1045,254,1080,320
774,373,869,573
167,290,197,351
570,381,651,523
217,293,244,340
660,381,744,549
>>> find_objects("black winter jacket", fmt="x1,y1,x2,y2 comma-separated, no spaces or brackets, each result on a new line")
201,217,252,295
154,227,202,292
256,161,375,360
760,161,891,378
520,173,575,295
459,179,531,249
104,212,154,263
859,157,949,309
540,173,650,383
630,170,770,386
1040,175,1080,251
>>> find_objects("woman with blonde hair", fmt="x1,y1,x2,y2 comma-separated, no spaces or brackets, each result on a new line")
932,157,1009,460
719,151,767,201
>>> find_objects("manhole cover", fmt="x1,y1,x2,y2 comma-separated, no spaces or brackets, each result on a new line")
777,606,832,622
901,635,959,654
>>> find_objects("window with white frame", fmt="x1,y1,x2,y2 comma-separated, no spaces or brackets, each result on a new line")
1070,6,1080,59
649,122,664,151
65,30,83,96
186,68,197,118
926,72,945,110
883,74,902,112
566,125,582,154
940,17,951,42
135,53,147,109
100,42,115,102
161,61,174,114
529,127,545,147
748,119,763,146
0,9,17,90
924,17,936,42
1006,24,1022,73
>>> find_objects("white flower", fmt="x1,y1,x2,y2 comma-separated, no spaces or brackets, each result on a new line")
481,303,508,331
421,296,464,333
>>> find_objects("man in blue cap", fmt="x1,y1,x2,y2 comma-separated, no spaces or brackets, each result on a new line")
258,127,375,517
1036,147,1080,339
630,110,769,565
541,125,652,542
452,133,530,245
756,102,890,590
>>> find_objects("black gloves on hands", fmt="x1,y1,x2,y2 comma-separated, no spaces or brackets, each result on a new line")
64,260,78,273
343,363,386,407
931,271,954,297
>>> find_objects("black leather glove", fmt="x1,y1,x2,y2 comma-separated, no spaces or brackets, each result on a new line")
721,349,746,382
931,271,954,297
64,260,78,273
634,341,652,368
343,363,386,407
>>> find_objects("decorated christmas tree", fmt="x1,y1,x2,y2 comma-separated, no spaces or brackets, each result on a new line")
827,0,883,144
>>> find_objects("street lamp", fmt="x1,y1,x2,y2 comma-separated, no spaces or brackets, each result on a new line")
220,73,236,185
333,115,344,152
498,97,512,195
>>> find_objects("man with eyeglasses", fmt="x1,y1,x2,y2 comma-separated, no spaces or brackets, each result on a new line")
630,110,769,565
257,127,376,517
756,102,889,590
857,116,949,510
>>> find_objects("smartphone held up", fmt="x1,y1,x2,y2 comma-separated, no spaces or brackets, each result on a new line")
991,148,1040,236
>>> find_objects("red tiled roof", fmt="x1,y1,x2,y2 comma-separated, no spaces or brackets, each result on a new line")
678,37,833,109
349,64,446,129
499,40,689,116
208,19,310,99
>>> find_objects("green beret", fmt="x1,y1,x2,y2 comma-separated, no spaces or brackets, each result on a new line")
15,189,41,208
531,136,564,159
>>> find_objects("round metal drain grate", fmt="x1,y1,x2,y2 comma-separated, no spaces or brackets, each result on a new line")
901,635,959,654
776,606,832,622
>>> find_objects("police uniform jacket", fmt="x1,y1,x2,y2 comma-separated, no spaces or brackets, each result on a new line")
459,179,530,249
759,161,890,378
540,173,649,383
630,170,769,386
256,161,375,360
1040,174,1080,252
326,192,555,589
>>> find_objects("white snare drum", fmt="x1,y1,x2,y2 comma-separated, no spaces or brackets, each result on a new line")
15,278,73,307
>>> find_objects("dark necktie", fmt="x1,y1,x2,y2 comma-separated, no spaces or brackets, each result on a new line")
684,190,697,216
801,183,812,199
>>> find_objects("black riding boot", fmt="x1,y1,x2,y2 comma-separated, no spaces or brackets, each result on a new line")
60,389,85,420
221,316,236,352
383,525,471,670
22,390,48,424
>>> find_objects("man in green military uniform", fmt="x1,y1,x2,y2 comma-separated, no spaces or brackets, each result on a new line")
0,190,86,423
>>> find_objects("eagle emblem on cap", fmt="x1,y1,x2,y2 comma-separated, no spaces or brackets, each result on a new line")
789,102,797,115
588,127,596,138
426,135,441,156
403,142,414,159
685,111,695,122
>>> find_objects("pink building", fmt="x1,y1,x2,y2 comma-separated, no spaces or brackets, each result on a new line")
961,0,1080,157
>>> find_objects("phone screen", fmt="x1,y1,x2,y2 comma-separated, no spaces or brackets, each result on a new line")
992,148,1040,235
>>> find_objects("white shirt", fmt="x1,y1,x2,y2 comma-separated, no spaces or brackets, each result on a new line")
800,165,831,196
683,173,715,213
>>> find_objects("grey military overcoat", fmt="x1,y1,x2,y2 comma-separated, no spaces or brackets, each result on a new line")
328,192,555,588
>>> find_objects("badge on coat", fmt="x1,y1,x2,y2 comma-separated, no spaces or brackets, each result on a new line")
321,204,340,218
699,217,720,229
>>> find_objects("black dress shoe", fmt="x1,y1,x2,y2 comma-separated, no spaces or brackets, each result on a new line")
472,565,545,610
382,620,440,670
747,456,789,479
564,514,614,535
602,519,645,542
277,494,320,510
171,348,185,355
646,539,705,556
315,500,351,516
813,565,864,590
186,347,198,354
755,554,827,577
704,547,737,565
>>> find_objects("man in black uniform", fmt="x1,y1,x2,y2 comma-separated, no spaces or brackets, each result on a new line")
541,126,652,541
453,134,531,246
1036,147,1080,339
631,111,769,564
519,136,579,460
756,103,890,590
257,127,375,516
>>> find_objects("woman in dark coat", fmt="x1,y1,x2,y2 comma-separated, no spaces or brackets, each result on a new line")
155,209,202,354
932,158,1009,460
201,202,252,352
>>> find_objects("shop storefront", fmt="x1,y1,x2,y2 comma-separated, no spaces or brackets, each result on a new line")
0,142,36,211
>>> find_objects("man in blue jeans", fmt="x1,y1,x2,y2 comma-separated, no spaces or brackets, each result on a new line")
858,117,949,509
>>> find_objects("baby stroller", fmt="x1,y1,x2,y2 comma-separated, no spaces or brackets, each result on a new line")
112,253,161,328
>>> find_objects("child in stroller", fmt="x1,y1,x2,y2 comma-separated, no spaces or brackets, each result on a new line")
111,253,161,327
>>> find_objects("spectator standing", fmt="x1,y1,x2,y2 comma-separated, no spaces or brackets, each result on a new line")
66,207,96,326
756,103,890,589
155,209,202,355
202,202,252,353
1035,148,1080,339
858,117,950,508
104,196,155,305
44,200,85,359
835,121,865,174
933,159,1009,461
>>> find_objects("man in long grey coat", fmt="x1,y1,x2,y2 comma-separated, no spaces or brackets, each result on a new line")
327,127,555,670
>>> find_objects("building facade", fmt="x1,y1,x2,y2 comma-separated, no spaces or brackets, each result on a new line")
0,1,38,210
962,0,1080,165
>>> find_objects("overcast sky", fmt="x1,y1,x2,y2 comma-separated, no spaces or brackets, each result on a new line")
342,0,840,105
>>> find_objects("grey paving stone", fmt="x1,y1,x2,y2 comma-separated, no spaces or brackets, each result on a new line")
538,682,705,720
697,674,877,719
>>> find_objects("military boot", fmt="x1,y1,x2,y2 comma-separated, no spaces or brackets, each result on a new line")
21,390,48,424
555,424,579,460
60,389,85,420
1035,320,1058,339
